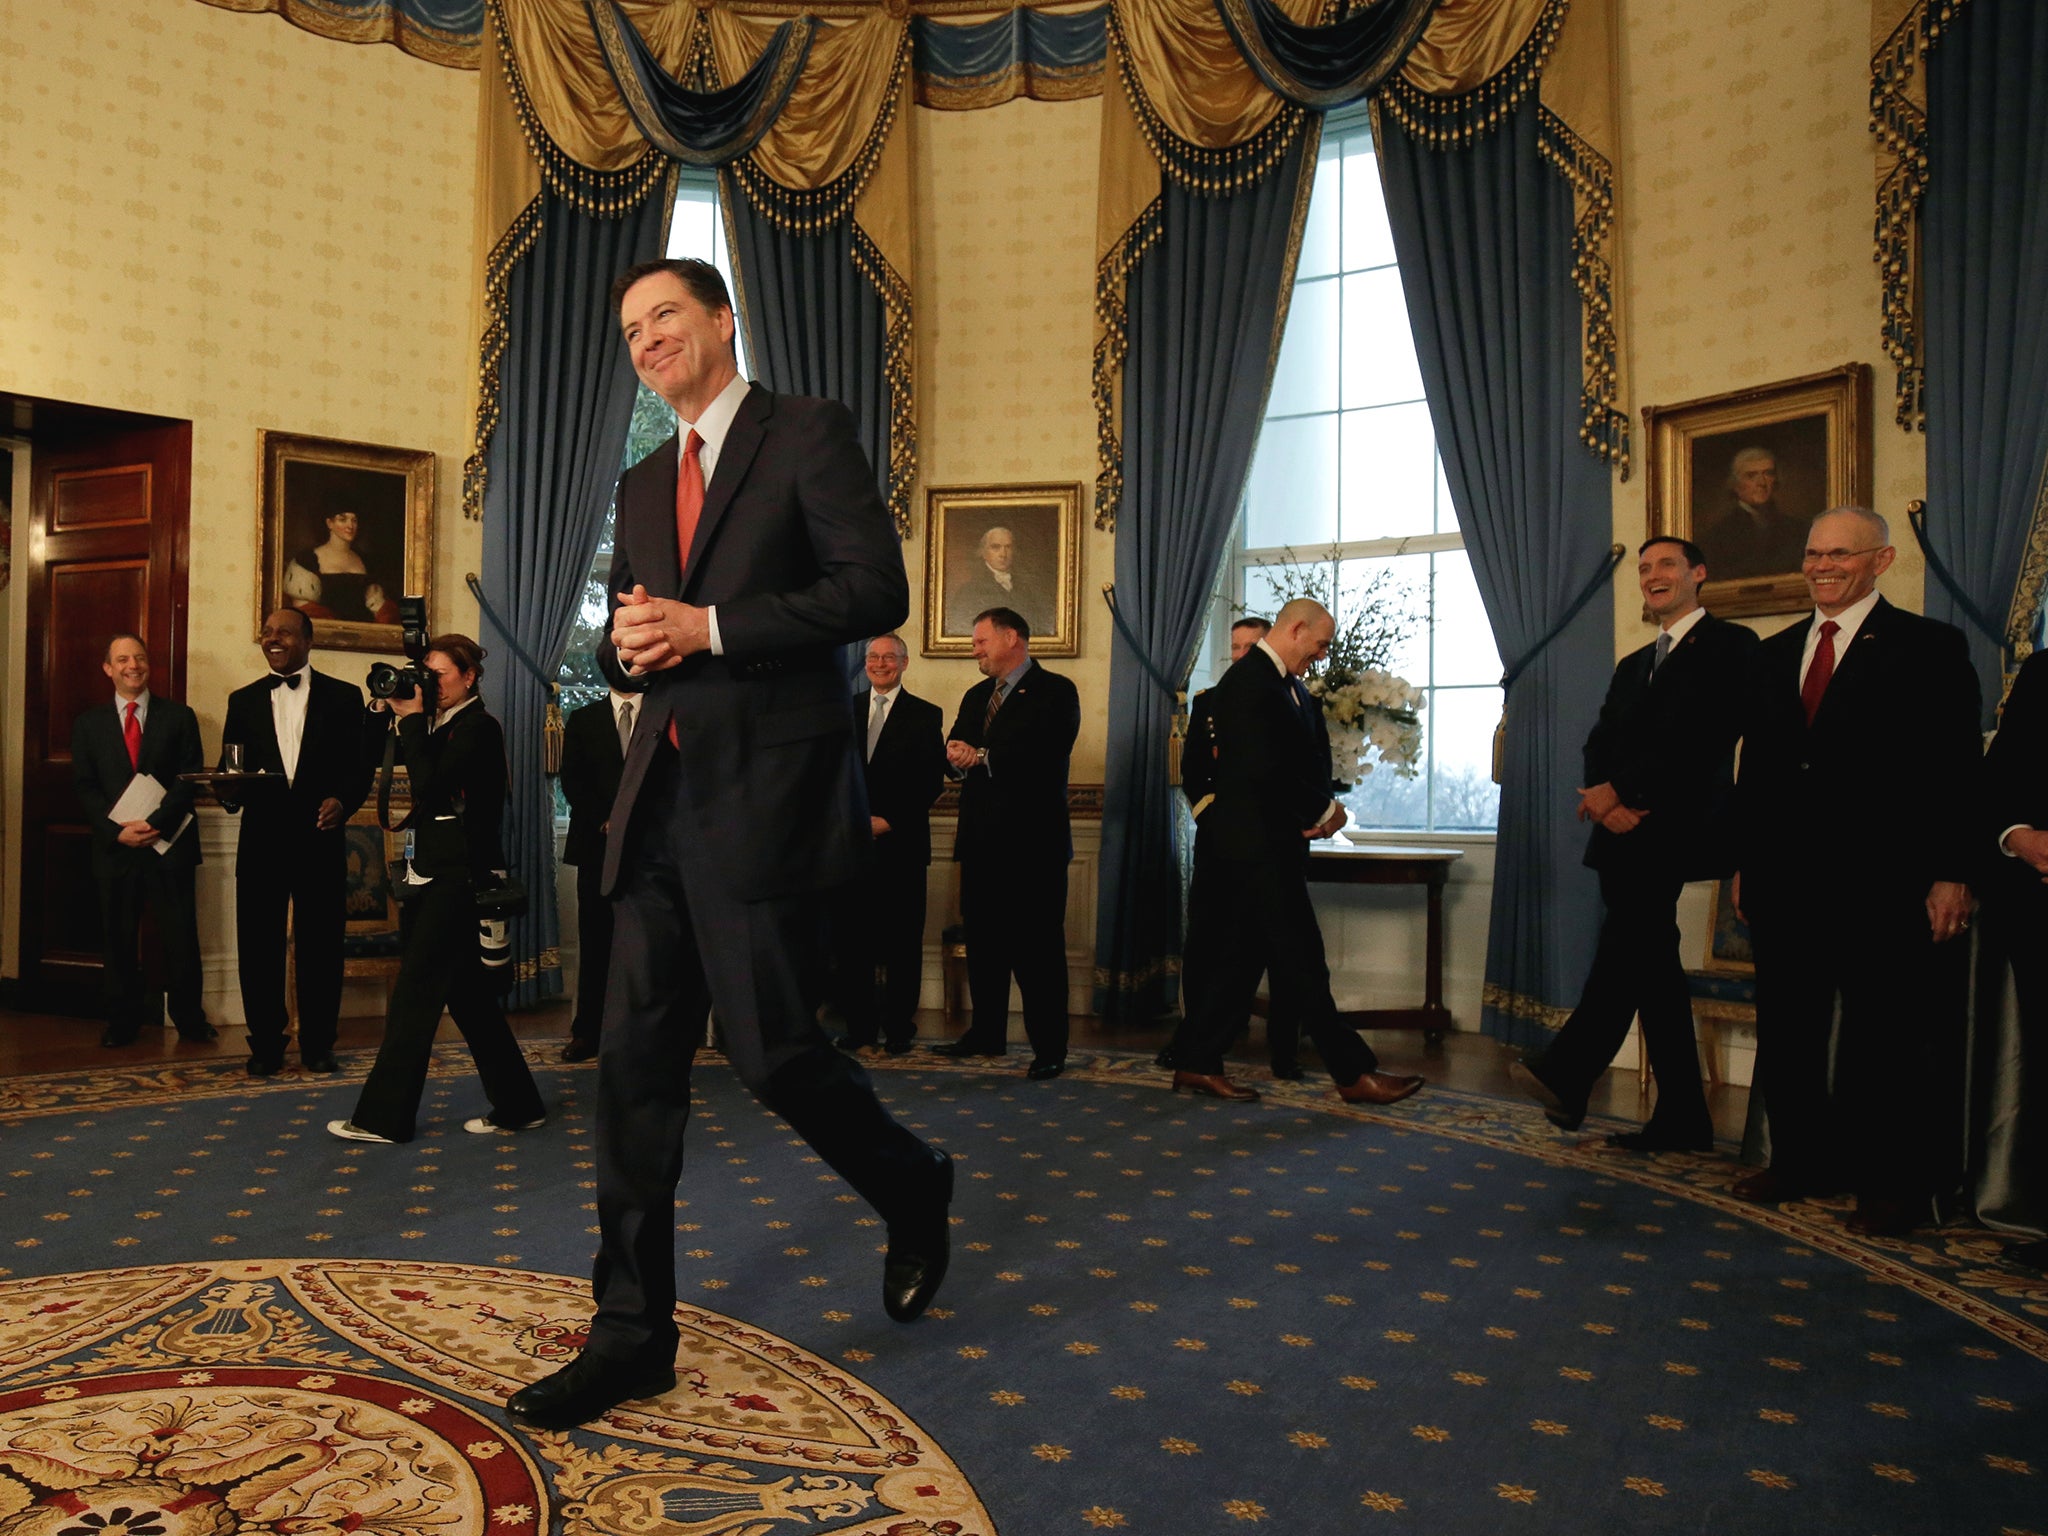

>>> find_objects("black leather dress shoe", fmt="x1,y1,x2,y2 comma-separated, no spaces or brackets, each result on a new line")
505,1352,676,1430
1026,1059,1065,1081
1270,1065,1305,1082
931,1039,1005,1058
1506,1061,1582,1130
246,1057,280,1078
834,1033,878,1052
559,1037,598,1064
301,1054,339,1075
883,1150,954,1323
882,1037,916,1056
1607,1128,1711,1153
177,1023,219,1043
100,1028,138,1049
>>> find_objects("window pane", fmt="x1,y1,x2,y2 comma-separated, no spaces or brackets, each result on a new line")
1341,268,1424,408
1430,550,1501,686
1267,276,1339,417
1335,554,1427,682
1344,757,1426,829
1244,415,1338,549
1340,138,1396,272
1297,144,1341,280
1428,687,1502,831
1340,402,1436,542
669,187,719,262
1243,560,1330,632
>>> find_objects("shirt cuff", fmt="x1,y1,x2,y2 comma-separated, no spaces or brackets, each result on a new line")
1999,823,2030,856
707,606,723,657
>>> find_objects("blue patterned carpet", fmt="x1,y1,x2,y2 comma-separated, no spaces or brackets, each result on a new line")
1,1046,2043,1535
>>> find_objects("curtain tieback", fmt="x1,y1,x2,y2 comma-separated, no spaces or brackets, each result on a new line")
1492,543,1626,783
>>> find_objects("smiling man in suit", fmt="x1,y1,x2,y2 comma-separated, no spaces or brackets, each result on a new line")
557,688,637,1063
1731,506,1980,1237
933,607,1081,1080
1509,538,1758,1150
835,632,945,1054
506,258,953,1433
71,632,212,1048
218,607,371,1076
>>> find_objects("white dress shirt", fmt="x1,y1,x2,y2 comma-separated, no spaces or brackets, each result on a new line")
270,664,312,784
675,372,752,657
1798,587,1881,692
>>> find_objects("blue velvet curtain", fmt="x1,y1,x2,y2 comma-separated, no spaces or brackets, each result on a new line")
1092,129,1317,1023
193,0,479,66
1377,96,1614,1051
478,181,673,1009
589,1,812,166
1919,0,2048,725
912,4,1108,106
1215,0,1439,108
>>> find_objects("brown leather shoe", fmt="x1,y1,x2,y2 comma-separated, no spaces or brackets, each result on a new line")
1337,1071,1424,1106
1730,1168,1801,1204
1845,1197,1920,1238
1171,1070,1261,1101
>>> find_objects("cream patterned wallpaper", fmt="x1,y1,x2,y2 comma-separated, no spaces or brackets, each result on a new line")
1612,0,1925,653
912,96,1112,778
0,0,481,729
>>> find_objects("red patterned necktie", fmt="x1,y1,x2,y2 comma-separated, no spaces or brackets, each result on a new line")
1800,619,1840,725
667,430,705,751
122,700,141,770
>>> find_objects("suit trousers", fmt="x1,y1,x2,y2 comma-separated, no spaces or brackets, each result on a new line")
96,855,205,1038
958,857,1070,1062
1170,857,1302,1074
348,878,545,1142
569,859,615,1044
589,748,940,1363
1534,866,1710,1139
832,855,927,1046
237,835,346,1064
1176,849,1373,1087
1749,888,1968,1203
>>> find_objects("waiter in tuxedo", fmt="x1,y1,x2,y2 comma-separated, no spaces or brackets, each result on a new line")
1171,600,1424,1108
1979,646,2048,1274
218,608,371,1075
1509,538,1757,1149
835,633,944,1053
557,689,635,1063
70,632,212,1047
507,258,952,1433
933,608,1081,1079
1732,506,1979,1236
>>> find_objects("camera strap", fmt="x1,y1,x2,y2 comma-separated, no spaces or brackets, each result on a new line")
375,724,412,835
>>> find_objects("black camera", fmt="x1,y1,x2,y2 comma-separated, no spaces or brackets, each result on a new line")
366,595,435,701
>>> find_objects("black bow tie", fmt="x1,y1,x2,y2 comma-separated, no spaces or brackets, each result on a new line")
269,673,301,691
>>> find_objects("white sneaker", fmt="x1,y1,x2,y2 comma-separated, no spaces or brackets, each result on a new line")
327,1119,396,1144
463,1114,546,1135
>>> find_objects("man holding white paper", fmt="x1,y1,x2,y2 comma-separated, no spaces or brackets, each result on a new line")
70,632,212,1047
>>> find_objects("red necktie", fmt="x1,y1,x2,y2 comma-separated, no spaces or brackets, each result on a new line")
667,431,705,751
1800,619,1840,725
122,700,141,770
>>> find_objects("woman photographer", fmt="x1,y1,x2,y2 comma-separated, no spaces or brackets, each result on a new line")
329,634,545,1144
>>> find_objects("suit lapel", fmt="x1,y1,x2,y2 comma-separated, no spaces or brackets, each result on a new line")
682,385,769,597
632,434,683,598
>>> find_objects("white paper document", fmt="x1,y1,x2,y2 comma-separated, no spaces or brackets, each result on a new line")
108,774,191,855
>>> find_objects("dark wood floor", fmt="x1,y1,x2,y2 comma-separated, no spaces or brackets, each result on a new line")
0,1002,1752,1144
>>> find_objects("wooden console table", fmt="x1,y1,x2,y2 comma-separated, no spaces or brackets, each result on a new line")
1284,841,1463,1045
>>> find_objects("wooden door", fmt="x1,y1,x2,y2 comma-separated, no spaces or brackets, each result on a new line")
18,416,192,1013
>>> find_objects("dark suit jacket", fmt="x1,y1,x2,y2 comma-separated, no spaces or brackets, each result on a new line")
560,697,628,870
1581,612,1759,881
72,694,204,872
1181,686,1219,811
391,702,508,884
597,385,907,902
1980,648,2048,906
1737,597,1980,916
219,670,371,864
947,661,1080,867
1196,650,1333,865
855,686,945,868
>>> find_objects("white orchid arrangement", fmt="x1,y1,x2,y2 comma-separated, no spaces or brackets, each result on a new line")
1253,553,1424,786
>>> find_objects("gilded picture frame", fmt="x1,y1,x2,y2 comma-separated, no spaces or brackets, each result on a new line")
1643,363,1872,619
258,430,434,654
922,482,1081,658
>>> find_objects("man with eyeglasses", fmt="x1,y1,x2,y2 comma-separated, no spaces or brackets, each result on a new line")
1730,506,1980,1237
1509,536,1757,1150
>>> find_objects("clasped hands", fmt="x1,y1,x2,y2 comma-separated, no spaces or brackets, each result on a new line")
613,584,712,676
1576,781,1647,834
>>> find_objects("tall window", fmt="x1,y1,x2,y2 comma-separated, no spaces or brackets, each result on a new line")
557,173,746,709
1228,117,1501,833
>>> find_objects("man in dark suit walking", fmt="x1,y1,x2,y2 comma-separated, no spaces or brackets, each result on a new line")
1508,538,1758,1149
557,689,635,1063
1170,600,1424,1108
1978,645,2048,1274
933,607,1081,1080
1732,506,1979,1236
71,632,212,1047
835,633,945,1054
217,608,370,1076
507,258,952,1433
